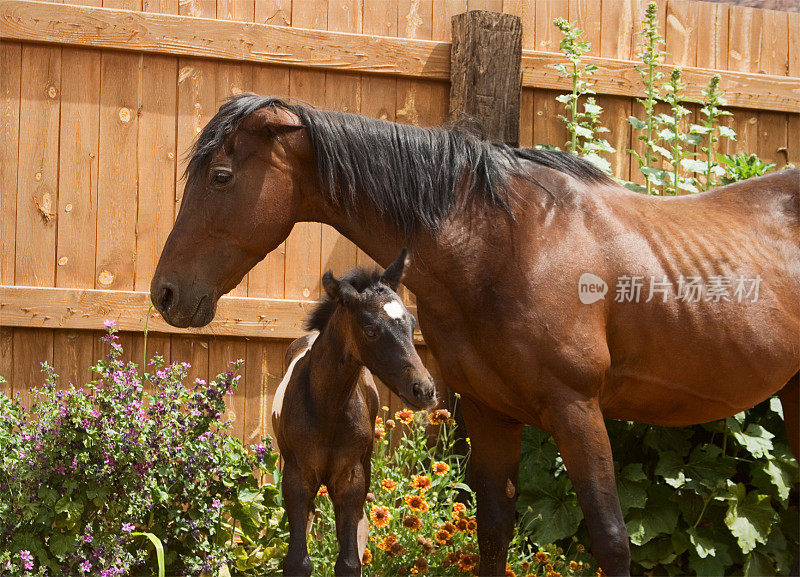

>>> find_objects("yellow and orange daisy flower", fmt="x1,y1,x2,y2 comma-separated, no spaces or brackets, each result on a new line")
412,558,428,574
378,533,397,551
409,475,431,492
428,408,451,425
455,518,469,532
381,478,397,491
506,564,517,577
375,416,384,427
521,562,530,571
370,505,392,527
432,461,450,476
434,529,452,544
361,548,372,566
453,502,467,514
404,494,429,512
403,514,423,531
457,553,477,572
395,408,415,424
317,485,328,497
535,552,549,564
374,425,386,442
570,561,580,570
466,519,477,533
442,521,457,535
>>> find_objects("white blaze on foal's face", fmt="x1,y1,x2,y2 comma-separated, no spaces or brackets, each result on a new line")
383,299,405,320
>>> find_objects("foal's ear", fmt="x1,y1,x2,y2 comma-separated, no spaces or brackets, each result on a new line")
380,248,410,291
322,271,360,306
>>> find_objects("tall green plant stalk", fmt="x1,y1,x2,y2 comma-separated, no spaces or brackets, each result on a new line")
656,68,697,195
696,75,736,190
552,18,615,174
629,1,668,194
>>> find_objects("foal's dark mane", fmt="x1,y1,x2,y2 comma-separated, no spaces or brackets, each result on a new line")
187,94,611,238
304,268,384,333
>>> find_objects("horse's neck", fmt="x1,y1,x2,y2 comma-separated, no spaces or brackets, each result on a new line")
306,323,363,411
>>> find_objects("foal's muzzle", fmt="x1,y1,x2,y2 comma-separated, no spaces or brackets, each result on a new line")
150,277,215,328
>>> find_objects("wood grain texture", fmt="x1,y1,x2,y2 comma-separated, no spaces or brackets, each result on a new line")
3,1,798,111
0,42,21,287
0,285,426,342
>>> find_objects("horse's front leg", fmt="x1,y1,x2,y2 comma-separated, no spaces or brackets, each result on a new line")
545,394,630,576
281,462,317,577
462,397,524,576
329,462,369,577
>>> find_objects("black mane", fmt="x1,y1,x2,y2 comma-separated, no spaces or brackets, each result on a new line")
187,94,612,239
304,268,383,333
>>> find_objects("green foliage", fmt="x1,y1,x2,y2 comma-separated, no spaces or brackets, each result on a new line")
690,75,736,190
0,324,285,576
718,152,777,184
517,399,798,576
292,407,595,576
551,18,615,175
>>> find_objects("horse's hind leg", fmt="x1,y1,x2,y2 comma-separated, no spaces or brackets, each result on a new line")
778,372,799,577
329,462,369,577
282,462,316,577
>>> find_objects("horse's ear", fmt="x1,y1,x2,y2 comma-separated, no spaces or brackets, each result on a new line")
322,271,360,306
251,107,303,136
380,248,409,291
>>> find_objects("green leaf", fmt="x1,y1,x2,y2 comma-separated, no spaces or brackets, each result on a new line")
688,528,716,558
718,125,737,140
49,533,76,559
681,158,709,173
131,532,166,577
731,423,774,458
689,553,726,577
617,464,648,514
628,116,647,129
655,451,686,488
630,535,678,569
769,396,784,419
626,502,680,546
744,550,776,576
724,484,777,554
752,457,794,501
519,473,583,545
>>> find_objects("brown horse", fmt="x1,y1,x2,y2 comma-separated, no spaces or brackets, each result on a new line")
272,251,434,576
150,95,800,576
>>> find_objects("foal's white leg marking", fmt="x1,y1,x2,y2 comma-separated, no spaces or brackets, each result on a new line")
357,512,369,560
383,299,404,320
272,331,319,420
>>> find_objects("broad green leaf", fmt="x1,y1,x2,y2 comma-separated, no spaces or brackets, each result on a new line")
743,550,776,576
724,484,777,553
655,452,686,489
644,426,692,455
583,102,603,115
689,553,726,577
769,396,784,419
688,528,716,558
519,473,583,545
681,158,709,173
752,457,794,501
718,125,737,140
630,535,678,569
617,464,648,515
731,423,774,458
626,502,680,546
49,533,76,559
683,445,735,493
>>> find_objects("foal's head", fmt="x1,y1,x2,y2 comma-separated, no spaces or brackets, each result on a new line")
308,250,436,410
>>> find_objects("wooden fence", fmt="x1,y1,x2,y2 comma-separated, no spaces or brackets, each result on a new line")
1,0,798,447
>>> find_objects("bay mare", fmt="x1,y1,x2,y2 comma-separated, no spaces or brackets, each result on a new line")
150,95,800,576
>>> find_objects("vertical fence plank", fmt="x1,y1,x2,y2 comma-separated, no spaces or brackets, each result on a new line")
533,1,569,150
0,329,12,396
170,335,210,386
209,337,247,442
695,0,728,70
504,0,534,146
788,13,799,167
256,0,292,25
13,328,54,409
96,52,140,291
0,42,21,287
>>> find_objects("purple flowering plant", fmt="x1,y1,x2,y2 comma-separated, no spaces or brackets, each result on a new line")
0,323,285,576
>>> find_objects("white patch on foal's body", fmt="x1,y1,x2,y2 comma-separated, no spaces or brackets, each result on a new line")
272,331,319,420
383,299,404,320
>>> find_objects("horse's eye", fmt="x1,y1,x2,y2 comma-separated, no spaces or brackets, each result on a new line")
212,169,233,186
363,325,379,340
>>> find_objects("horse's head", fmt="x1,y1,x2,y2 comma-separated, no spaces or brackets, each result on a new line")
151,96,310,327
314,250,436,410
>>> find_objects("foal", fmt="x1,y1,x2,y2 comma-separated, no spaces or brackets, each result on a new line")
272,250,436,576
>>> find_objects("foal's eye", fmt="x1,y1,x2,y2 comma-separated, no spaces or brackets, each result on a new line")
212,169,233,186
363,325,379,340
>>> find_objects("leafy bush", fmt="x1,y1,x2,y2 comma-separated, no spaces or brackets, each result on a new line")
718,153,778,184
0,323,284,576
517,398,798,576
298,406,596,576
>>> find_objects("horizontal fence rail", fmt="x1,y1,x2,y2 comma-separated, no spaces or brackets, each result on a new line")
0,285,425,343
2,0,798,113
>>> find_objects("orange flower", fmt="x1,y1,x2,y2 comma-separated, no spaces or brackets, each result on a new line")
361,548,372,566
381,478,397,491
370,505,392,527
505,564,517,577
388,541,406,557
457,553,477,572
548,572,562,577
428,408,451,425
317,485,328,497
442,522,457,535
435,529,452,544
432,461,450,476
409,475,431,492
570,561,580,570
411,558,429,575
395,408,414,424
375,416,384,427
535,552,549,564
455,518,469,532
453,502,467,515
521,562,530,571
545,564,554,572
576,544,584,553
378,533,397,551
466,519,477,533
404,494,429,512
374,425,385,442
403,514,422,531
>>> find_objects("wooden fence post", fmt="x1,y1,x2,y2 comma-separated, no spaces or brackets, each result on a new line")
450,10,523,146
448,10,523,479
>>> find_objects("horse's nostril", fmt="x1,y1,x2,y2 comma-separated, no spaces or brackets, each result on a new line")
412,381,433,401
159,284,176,313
